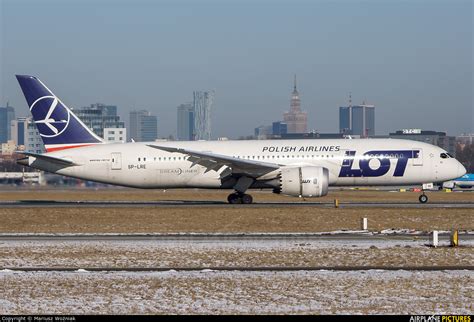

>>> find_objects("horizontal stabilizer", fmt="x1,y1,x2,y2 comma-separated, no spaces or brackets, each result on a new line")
16,151,76,166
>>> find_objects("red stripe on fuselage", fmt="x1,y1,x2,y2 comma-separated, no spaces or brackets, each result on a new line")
46,144,96,152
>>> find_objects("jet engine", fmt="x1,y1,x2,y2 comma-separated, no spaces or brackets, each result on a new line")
274,166,329,197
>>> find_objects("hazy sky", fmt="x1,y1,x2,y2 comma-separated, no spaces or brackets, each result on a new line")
1,0,472,139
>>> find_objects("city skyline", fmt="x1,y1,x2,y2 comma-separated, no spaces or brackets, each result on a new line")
0,0,472,138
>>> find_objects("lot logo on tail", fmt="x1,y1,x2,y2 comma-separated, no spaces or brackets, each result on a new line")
339,150,419,177
30,95,70,137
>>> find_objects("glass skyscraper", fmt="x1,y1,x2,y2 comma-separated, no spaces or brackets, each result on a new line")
129,110,158,142
0,103,15,143
193,90,215,141
177,103,194,141
73,103,125,138
339,103,375,137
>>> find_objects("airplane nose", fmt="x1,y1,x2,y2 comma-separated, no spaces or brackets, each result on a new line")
457,162,467,178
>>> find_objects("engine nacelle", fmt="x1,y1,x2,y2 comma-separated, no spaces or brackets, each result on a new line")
277,166,329,197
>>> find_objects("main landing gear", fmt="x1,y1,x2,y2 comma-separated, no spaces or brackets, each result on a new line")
227,192,253,204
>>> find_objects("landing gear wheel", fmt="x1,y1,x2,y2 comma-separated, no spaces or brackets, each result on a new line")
419,194,428,203
227,193,241,204
241,194,253,204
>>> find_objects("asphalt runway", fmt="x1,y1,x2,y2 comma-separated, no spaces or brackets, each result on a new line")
3,266,473,272
1,232,473,241
1,199,473,208
3,232,473,272
3,233,473,272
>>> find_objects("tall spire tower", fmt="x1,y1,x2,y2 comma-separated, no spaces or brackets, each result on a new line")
283,75,307,133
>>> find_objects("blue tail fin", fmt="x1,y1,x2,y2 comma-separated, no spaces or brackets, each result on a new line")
16,75,103,152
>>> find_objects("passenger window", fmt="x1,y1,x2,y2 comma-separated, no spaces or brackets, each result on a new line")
138,158,140,161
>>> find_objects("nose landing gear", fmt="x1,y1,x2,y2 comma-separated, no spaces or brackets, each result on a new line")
227,192,253,204
418,183,433,203
419,193,428,203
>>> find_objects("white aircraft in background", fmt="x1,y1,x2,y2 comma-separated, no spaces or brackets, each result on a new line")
16,75,466,204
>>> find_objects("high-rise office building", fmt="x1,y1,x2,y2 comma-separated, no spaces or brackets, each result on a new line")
387,129,456,156
193,90,215,140
10,117,44,153
177,103,194,141
129,110,158,142
272,121,288,136
103,128,127,143
25,120,44,154
456,133,474,147
283,76,307,134
11,117,28,146
339,100,375,137
254,125,272,139
0,102,15,143
73,103,125,138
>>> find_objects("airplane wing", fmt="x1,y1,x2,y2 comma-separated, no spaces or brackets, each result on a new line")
147,144,280,178
17,151,76,166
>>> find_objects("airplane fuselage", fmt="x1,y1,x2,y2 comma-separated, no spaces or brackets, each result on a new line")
26,138,464,190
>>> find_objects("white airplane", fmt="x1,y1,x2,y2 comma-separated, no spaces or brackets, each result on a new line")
442,173,474,190
16,75,466,204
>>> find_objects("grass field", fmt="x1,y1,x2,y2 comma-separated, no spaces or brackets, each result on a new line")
1,188,472,315
0,188,472,233
0,186,472,202
2,270,472,314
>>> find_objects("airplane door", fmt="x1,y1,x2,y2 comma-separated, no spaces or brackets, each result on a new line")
111,152,122,170
413,149,423,166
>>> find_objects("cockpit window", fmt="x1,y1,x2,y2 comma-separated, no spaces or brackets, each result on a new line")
440,153,448,159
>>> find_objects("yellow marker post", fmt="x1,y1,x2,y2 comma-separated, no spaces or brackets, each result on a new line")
334,199,339,208
450,230,459,247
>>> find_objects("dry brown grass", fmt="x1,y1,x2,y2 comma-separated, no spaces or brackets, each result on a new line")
0,187,472,203
2,271,472,314
2,243,473,268
0,206,472,233
0,188,472,233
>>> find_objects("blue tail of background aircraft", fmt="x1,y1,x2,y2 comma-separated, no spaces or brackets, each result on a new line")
16,75,103,152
